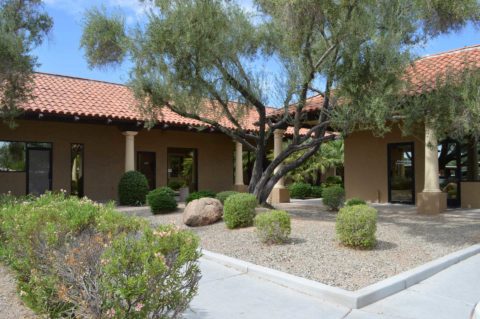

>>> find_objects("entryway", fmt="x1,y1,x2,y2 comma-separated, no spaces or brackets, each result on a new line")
27,146,52,195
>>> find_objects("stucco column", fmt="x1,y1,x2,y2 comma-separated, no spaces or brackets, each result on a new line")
270,129,290,203
417,124,446,214
234,141,247,192
122,131,138,172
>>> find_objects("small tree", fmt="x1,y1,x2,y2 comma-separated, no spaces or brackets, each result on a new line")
81,0,479,204
0,0,52,126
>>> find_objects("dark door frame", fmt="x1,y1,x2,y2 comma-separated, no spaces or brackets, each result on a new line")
137,151,156,190
439,139,462,208
71,143,85,197
26,147,53,195
387,142,416,204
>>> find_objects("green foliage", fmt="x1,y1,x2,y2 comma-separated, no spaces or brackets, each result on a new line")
215,191,239,204
147,188,178,214
325,176,343,187
288,182,311,199
167,180,184,191
254,210,291,244
223,193,257,229
345,198,367,207
0,0,52,126
322,185,345,210
186,190,216,204
118,171,149,206
310,185,323,198
336,205,377,248
101,225,201,318
0,193,200,318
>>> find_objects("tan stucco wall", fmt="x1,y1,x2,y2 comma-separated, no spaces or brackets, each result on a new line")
460,182,480,209
344,125,425,203
0,120,233,201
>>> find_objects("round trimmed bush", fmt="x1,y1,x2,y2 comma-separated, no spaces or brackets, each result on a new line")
147,188,177,214
288,182,312,199
325,175,342,186
223,193,257,229
336,204,377,248
322,185,345,210
186,190,217,204
310,185,323,198
167,180,184,191
216,191,239,204
345,197,367,207
118,171,149,206
254,210,291,244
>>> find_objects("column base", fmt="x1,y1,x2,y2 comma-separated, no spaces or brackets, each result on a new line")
270,187,290,204
233,184,248,192
416,191,447,214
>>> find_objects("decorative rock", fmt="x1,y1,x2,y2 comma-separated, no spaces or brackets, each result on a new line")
183,197,223,226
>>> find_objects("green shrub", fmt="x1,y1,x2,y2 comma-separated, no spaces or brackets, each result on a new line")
223,193,257,229
336,204,377,248
0,193,201,318
215,191,239,204
310,185,323,198
118,171,149,206
325,175,343,187
186,190,216,203
345,197,367,206
101,225,201,318
322,185,345,210
288,182,312,199
167,180,184,191
147,188,178,214
254,210,291,244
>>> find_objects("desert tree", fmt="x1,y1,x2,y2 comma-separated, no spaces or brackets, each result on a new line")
81,0,479,204
0,0,52,127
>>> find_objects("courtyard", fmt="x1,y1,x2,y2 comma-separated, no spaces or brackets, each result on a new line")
118,199,480,291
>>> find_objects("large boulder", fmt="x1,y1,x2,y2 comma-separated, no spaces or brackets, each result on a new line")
183,197,223,227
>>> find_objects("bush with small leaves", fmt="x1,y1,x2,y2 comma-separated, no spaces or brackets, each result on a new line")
310,185,323,198
215,191,239,204
100,225,201,318
288,182,312,199
223,193,257,229
345,197,367,206
147,188,178,214
186,190,216,203
325,176,343,187
118,171,149,206
167,180,184,191
336,204,377,248
254,210,291,244
322,185,345,210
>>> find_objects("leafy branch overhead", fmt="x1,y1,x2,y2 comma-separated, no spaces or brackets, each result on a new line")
81,0,480,204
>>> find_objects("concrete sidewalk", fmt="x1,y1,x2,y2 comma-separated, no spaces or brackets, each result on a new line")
184,253,480,319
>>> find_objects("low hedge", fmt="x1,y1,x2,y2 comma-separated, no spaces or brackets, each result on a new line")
186,190,216,204
167,180,184,191
288,182,312,199
310,185,323,198
0,193,200,318
118,171,149,206
254,210,291,244
345,197,367,207
336,204,377,248
322,185,345,210
223,193,257,229
147,187,178,214
215,191,239,204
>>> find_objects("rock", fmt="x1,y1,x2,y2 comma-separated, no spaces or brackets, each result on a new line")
183,198,223,227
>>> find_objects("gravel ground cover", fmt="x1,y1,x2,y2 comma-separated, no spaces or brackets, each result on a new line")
119,200,480,291
0,263,38,319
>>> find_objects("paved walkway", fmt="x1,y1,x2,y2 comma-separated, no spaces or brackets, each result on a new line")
184,253,480,319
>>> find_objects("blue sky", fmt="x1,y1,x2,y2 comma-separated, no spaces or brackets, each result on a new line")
34,1,480,105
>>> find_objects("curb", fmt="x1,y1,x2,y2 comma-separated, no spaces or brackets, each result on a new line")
202,244,480,309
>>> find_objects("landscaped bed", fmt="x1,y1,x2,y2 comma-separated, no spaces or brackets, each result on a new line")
119,199,480,291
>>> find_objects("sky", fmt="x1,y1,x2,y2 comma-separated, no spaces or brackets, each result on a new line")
33,1,480,106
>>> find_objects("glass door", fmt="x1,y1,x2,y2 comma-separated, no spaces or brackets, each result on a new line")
438,139,461,207
388,143,415,204
27,148,52,195
167,148,197,192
